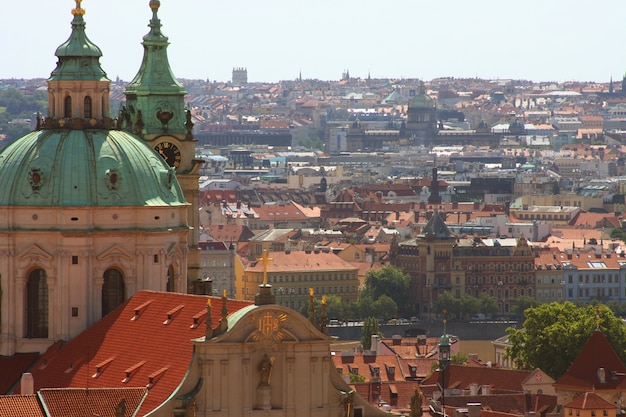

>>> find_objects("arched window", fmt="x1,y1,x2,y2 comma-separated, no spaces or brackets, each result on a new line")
26,269,48,338
166,265,175,292
83,96,92,118
64,96,72,118
102,269,125,317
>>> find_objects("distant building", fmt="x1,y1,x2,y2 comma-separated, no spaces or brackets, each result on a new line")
232,67,248,85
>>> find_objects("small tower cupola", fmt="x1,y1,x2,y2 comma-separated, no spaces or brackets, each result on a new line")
46,0,111,128
124,0,187,136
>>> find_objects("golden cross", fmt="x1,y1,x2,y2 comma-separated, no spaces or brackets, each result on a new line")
257,249,274,285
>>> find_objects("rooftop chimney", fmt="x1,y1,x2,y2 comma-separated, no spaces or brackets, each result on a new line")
21,373,34,395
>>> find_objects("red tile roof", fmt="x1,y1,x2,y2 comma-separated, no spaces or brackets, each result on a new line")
565,392,615,409
246,250,358,274
421,364,534,392
18,291,251,415
0,352,39,394
38,387,148,417
0,394,43,417
202,224,255,243
554,330,626,391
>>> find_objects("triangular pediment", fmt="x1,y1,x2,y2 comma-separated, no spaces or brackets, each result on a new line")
96,245,133,262
17,244,54,262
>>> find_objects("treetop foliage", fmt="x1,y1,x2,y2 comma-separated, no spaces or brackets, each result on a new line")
506,302,626,379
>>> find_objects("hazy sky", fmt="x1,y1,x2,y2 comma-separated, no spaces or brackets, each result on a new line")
1,0,625,84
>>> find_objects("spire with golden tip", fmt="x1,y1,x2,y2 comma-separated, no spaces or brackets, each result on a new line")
308,288,317,327
72,0,85,16
205,298,213,340
221,290,228,319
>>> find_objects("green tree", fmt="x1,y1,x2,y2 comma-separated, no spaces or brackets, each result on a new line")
459,294,480,319
360,316,381,350
362,265,411,311
506,302,626,379
434,291,459,318
324,295,345,319
349,373,366,383
478,293,499,316
513,295,540,316
431,352,469,372
373,294,398,321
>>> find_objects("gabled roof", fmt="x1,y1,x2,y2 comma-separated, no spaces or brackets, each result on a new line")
19,291,251,415
38,387,148,417
201,224,255,243
0,395,43,417
554,330,626,391
421,364,534,392
565,392,615,410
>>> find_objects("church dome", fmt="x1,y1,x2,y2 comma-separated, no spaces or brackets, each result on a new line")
408,92,435,109
0,129,186,207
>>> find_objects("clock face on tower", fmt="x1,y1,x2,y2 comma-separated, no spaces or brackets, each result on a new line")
154,141,182,168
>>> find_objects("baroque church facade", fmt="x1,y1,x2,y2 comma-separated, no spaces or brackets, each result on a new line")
0,0,201,356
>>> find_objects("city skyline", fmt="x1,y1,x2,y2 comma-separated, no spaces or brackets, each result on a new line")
1,0,625,84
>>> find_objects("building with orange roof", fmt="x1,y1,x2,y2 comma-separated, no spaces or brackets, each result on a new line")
237,250,360,308
9,285,392,417
248,201,321,229
564,392,617,417
554,330,626,408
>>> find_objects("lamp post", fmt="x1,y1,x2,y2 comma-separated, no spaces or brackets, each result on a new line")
438,311,450,417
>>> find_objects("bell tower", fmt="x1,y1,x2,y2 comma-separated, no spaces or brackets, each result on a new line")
123,0,204,290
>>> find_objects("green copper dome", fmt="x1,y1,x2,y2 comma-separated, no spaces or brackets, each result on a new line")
0,129,186,207
409,92,435,109
50,1,108,82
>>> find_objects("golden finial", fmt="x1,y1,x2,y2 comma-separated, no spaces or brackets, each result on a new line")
322,295,327,305
256,250,274,286
207,297,211,307
223,289,227,299
149,0,161,10
309,288,314,297
71,0,85,16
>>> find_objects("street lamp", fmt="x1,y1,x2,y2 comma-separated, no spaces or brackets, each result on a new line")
438,312,450,417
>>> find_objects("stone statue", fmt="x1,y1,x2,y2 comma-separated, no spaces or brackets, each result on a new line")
185,398,197,417
258,354,275,387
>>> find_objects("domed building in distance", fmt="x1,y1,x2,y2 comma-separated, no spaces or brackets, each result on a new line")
0,0,191,356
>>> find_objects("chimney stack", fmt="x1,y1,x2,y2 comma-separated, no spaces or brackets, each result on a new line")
21,373,34,395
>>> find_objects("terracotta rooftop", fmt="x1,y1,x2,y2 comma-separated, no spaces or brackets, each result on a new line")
0,352,39,394
554,330,626,391
565,391,615,409
38,387,148,417
18,291,251,415
422,364,534,393
246,250,359,273
0,395,44,417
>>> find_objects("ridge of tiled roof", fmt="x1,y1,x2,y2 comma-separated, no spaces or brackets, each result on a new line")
20,291,252,415
565,391,615,409
422,364,533,392
554,330,626,391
